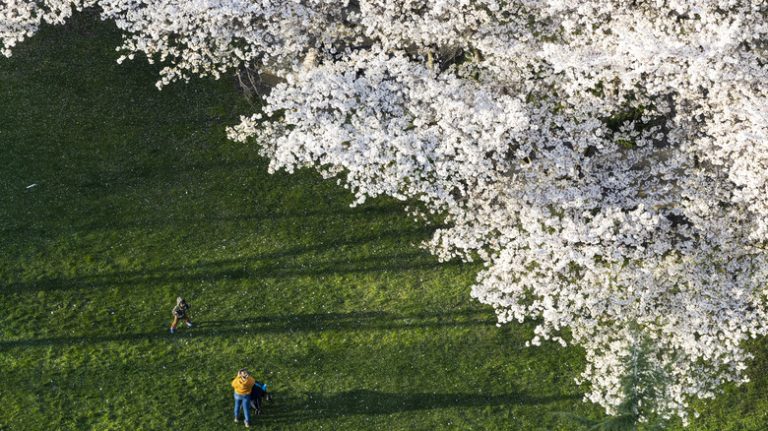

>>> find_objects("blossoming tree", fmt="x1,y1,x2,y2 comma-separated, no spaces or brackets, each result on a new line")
4,0,767,423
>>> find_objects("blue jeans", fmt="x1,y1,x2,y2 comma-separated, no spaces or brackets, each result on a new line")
233,393,251,423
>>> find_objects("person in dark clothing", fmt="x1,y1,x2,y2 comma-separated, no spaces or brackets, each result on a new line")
249,381,272,414
170,297,192,334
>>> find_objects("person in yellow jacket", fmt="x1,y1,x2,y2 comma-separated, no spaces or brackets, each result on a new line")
231,368,256,427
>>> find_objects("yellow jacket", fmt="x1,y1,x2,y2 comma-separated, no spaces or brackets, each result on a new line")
231,375,256,395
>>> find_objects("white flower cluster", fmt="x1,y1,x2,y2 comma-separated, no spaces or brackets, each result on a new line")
4,0,768,423
0,0,90,57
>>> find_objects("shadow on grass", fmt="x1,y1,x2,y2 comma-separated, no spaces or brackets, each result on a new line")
254,389,578,424
2,203,409,236
6,222,464,293
0,309,496,351
71,203,407,231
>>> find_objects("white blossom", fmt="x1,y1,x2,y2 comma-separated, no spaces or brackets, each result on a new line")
4,0,768,423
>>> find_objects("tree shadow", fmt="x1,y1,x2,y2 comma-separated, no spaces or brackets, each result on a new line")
256,389,579,424
5,222,463,293
72,202,407,232
0,309,496,351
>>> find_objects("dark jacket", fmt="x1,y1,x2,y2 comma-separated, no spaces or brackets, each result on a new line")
172,302,190,318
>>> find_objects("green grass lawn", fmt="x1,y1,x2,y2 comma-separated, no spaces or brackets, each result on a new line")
1,14,767,431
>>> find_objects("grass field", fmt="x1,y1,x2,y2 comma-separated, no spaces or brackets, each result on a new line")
1,14,767,431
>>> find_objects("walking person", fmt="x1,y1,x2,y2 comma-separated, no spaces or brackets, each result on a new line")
169,297,192,334
232,368,255,428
